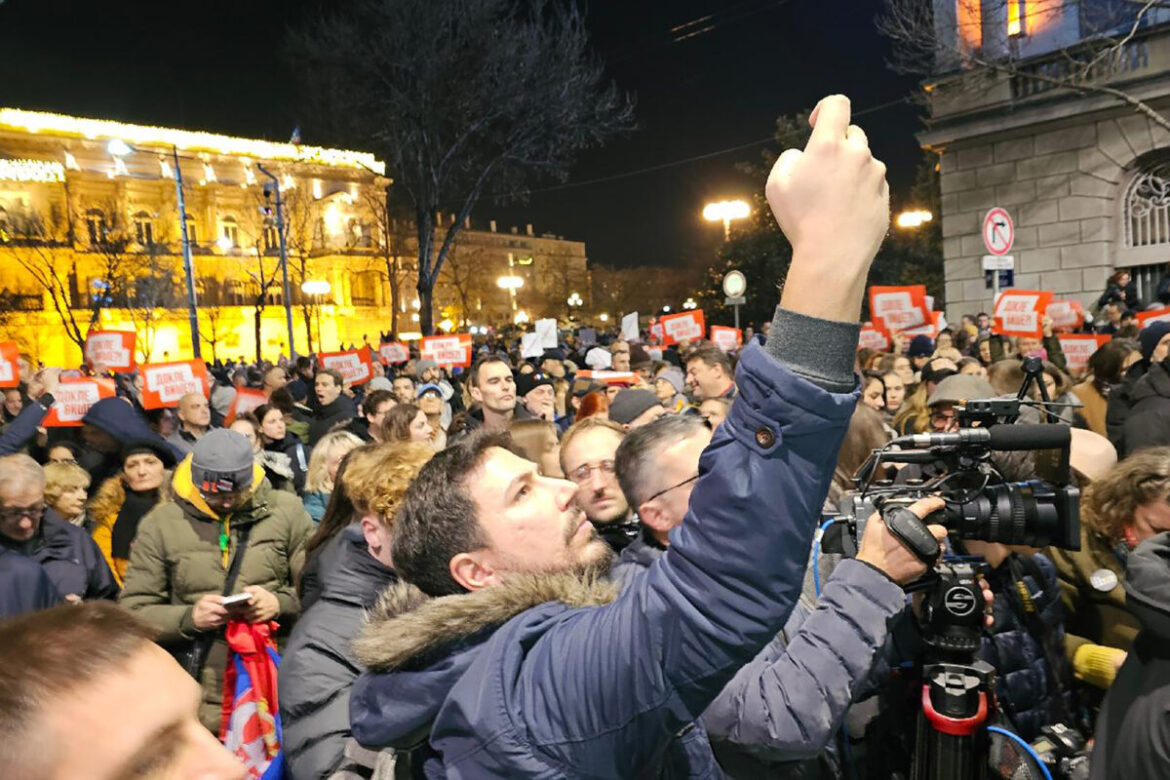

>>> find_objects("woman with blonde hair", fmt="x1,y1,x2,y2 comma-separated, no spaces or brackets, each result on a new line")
510,419,563,478
43,461,91,530
1048,447,1170,692
302,431,363,523
280,442,434,780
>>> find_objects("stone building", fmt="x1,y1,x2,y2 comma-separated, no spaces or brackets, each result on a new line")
921,2,1170,319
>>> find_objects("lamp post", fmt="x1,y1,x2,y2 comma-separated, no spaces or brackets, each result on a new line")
567,291,583,319
257,164,297,358
895,210,933,229
109,140,202,357
702,199,751,241
301,279,331,352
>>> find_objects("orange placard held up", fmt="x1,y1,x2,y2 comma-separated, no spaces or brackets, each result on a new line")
379,342,410,365
140,360,210,410
224,387,267,427
994,290,1053,338
709,325,742,351
659,310,705,345
1057,334,1111,375
869,285,930,333
43,377,116,427
648,322,665,343
320,346,374,386
420,334,472,368
858,324,891,351
576,370,636,386
1137,308,1170,329
84,331,136,372
0,342,19,389
1046,299,1084,331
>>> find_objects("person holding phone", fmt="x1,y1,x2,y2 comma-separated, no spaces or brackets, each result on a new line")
120,429,314,733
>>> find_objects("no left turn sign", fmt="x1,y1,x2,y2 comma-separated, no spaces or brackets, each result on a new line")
983,207,1014,256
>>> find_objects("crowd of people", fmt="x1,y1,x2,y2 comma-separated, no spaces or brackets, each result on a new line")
2,95,1170,780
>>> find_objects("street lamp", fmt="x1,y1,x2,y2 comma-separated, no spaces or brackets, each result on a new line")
663,305,672,313
599,313,609,323
514,310,530,325
703,199,751,240
895,210,933,229
682,298,697,310
301,279,331,351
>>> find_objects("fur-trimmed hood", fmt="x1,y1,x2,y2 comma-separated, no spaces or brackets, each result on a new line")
354,570,619,671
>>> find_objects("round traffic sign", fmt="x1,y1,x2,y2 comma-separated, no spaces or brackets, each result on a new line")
722,270,746,298
983,207,1014,256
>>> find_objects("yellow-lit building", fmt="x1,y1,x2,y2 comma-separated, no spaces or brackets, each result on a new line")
0,108,590,367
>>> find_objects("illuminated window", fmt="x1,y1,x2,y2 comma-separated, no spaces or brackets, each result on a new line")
957,0,982,51
1007,0,1025,37
85,209,107,245
221,215,239,248
134,211,154,246
184,216,198,245
264,225,280,253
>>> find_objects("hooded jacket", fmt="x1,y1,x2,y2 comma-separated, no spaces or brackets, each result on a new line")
308,395,357,446
3,507,119,602
1091,531,1170,780
1121,359,1170,454
118,458,314,732
280,525,396,779
80,398,183,490
261,433,310,494
611,529,907,778
1106,360,1148,457
348,343,857,777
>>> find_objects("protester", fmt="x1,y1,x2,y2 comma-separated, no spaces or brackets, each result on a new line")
907,334,933,374
509,418,563,478
608,387,666,429
573,389,610,421
1096,269,1140,314
166,392,213,456
254,403,310,494
77,397,182,496
262,365,288,397
1121,335,1170,452
308,369,356,446
654,365,688,412
45,440,80,464
119,429,314,733
860,370,886,412
391,374,416,405
560,416,638,553
881,367,906,417
1092,530,1170,780
383,403,434,444
0,451,118,603
1106,321,1170,456
515,371,556,422
342,388,396,443
416,383,448,448
280,442,433,780
0,603,247,779
610,339,631,371
287,356,314,403
684,344,736,400
698,397,731,430
42,460,91,529
460,355,518,434
302,431,364,522
877,352,915,389
1072,338,1140,438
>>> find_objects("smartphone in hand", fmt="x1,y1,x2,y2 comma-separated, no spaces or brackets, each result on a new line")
221,592,254,617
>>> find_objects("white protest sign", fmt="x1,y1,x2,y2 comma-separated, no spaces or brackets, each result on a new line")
520,333,543,359
535,318,558,349
621,312,639,342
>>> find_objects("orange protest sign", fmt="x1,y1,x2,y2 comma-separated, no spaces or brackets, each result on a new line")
224,387,267,426
659,310,705,345
576,370,636,385
420,334,472,368
1057,334,1111,374
320,346,375,386
140,360,210,410
378,342,410,365
1046,299,1084,331
869,285,930,333
43,377,116,427
994,290,1053,338
709,325,742,351
0,342,19,389
1137,308,1170,328
858,324,891,351
84,330,136,372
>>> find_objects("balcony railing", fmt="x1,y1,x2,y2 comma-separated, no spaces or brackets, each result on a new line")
1011,39,1149,99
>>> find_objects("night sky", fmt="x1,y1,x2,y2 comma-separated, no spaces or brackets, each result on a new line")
0,0,923,272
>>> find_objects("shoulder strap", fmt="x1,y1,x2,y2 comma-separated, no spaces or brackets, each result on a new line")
1008,555,1075,728
221,523,253,596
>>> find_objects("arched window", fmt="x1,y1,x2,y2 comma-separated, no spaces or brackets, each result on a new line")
134,210,154,247
85,208,107,245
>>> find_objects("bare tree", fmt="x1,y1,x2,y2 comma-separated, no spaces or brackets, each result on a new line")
118,243,181,364
289,0,634,334
280,186,320,353
439,239,491,327
879,0,1170,131
195,277,229,364
357,185,415,335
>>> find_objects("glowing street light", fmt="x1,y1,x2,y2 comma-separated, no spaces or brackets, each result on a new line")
497,276,524,290
567,292,583,307
663,305,672,313
301,280,331,296
895,210,933,229
107,139,132,157
599,313,609,323
514,310,530,325
703,199,751,240
216,235,234,252
682,298,697,310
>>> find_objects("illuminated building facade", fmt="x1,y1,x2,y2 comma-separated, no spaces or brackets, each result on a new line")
0,108,589,366
922,3,1170,316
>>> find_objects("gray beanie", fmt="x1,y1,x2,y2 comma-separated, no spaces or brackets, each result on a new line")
608,389,661,425
415,359,438,380
367,376,393,392
191,429,255,494
656,367,685,395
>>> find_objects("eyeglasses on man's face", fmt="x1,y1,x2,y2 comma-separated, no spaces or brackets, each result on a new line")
0,502,46,523
644,473,700,505
568,460,617,485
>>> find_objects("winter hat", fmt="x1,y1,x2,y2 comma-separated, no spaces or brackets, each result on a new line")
908,335,935,358
541,348,566,362
515,371,553,399
415,359,439,380
367,376,393,392
608,389,661,425
1140,321,1170,362
585,347,612,370
927,375,996,407
190,429,255,494
656,367,686,395
629,344,652,369
120,438,177,469
416,382,443,399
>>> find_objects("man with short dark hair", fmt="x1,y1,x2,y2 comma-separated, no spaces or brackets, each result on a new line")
459,355,517,435
167,392,213,456
391,375,416,405
287,356,315,403
262,365,288,397
308,369,355,445
685,344,736,400
346,93,905,777
610,339,631,372
560,416,637,553
0,602,246,779
343,389,397,443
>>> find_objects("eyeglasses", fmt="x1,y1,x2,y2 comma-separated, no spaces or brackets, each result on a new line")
568,460,617,484
930,411,957,425
0,502,45,523
645,473,700,504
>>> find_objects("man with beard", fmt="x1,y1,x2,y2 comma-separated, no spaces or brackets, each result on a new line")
559,417,638,553
347,94,912,776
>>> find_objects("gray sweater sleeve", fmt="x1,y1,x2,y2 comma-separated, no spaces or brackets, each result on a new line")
764,306,859,393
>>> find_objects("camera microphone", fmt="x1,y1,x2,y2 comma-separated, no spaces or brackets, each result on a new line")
891,429,992,449
890,424,1070,452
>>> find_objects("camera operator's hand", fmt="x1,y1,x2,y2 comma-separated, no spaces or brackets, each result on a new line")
767,94,889,323
857,497,947,585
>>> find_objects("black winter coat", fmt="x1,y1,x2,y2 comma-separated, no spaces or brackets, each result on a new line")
1106,360,1149,457
307,395,357,446
17,509,119,602
262,433,310,494
1122,360,1170,455
279,525,397,780
0,547,61,618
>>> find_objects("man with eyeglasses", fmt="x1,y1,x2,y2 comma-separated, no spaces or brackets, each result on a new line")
559,416,639,553
0,453,118,604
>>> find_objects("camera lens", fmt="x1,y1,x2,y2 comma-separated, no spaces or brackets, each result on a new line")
948,481,1079,549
